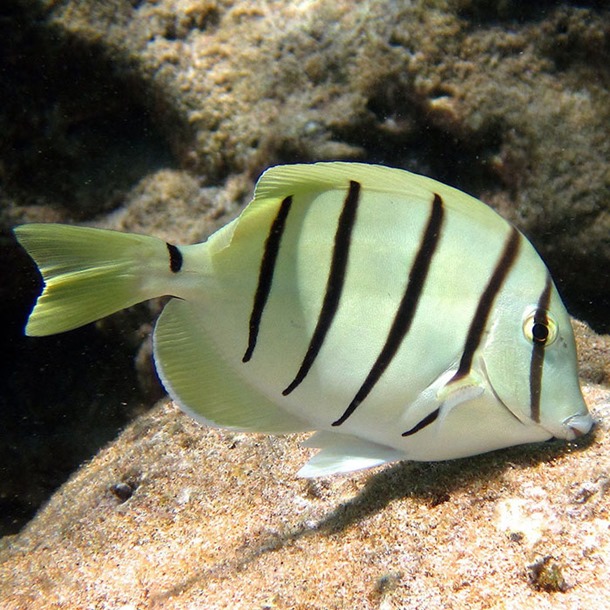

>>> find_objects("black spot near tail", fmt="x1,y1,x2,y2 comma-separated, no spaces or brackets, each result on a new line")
167,243,183,273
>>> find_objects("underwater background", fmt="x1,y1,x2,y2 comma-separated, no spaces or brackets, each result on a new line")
0,0,609,608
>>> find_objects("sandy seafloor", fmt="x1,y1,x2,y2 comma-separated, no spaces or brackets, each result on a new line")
0,1,609,608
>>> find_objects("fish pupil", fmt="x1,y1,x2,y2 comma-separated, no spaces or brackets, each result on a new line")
532,322,549,344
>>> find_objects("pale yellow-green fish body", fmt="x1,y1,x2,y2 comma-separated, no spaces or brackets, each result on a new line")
14,162,593,476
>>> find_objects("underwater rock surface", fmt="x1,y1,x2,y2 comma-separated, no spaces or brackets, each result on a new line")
0,0,608,597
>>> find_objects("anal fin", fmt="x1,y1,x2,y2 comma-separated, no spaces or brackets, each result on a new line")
154,299,311,433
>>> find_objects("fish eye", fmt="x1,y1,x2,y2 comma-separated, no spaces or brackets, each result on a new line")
523,310,557,346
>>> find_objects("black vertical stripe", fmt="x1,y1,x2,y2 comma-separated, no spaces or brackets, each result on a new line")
529,275,553,423
282,180,361,395
166,243,183,273
332,193,445,426
450,227,521,383
402,408,440,437
243,196,293,363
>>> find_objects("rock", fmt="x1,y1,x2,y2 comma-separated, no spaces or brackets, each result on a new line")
573,320,610,387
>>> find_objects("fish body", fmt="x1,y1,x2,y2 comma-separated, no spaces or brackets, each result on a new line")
14,162,593,476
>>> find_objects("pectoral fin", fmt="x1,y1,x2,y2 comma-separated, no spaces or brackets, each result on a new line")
437,372,486,416
400,366,487,438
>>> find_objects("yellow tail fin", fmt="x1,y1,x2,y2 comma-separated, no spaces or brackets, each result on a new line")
14,224,172,336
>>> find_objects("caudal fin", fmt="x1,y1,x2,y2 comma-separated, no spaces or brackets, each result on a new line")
14,223,172,336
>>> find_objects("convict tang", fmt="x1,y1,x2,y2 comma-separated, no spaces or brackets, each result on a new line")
14,162,593,476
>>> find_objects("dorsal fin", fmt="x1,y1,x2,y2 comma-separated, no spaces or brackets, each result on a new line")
254,162,469,206
212,162,508,257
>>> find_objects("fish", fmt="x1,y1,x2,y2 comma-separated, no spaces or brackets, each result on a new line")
14,162,593,477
